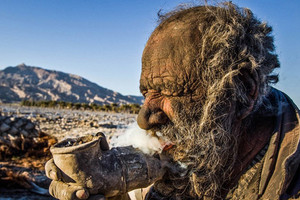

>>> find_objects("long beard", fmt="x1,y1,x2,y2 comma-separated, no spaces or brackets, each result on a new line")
158,101,240,199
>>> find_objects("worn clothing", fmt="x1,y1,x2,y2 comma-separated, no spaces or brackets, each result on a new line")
127,88,300,200
226,89,300,200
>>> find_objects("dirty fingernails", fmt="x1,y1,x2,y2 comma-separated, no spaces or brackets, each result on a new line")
76,189,89,199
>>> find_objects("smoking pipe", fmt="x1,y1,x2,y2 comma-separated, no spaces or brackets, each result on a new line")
50,136,166,197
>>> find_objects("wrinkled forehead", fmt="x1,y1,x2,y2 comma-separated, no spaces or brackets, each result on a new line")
140,20,200,95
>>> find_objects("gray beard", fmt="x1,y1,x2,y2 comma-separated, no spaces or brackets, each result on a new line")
157,106,239,199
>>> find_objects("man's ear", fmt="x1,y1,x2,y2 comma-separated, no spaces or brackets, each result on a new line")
236,68,259,120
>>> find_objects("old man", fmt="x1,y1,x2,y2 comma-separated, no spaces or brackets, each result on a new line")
46,2,300,200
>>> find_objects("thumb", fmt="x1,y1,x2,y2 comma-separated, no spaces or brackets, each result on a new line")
49,181,89,200
45,158,61,181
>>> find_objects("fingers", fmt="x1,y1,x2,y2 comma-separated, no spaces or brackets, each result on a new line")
45,158,61,181
96,132,110,151
49,181,89,200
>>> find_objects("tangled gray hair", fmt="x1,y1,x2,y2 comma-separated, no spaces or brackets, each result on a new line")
154,2,279,199
157,2,279,113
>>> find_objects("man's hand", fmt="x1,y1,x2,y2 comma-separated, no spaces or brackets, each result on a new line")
45,133,109,200
46,132,165,200
46,158,101,200
45,158,131,200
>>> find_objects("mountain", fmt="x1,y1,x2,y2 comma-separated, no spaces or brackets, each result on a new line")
0,64,144,105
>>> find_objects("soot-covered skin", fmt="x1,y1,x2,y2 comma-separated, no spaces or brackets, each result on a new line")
137,13,205,131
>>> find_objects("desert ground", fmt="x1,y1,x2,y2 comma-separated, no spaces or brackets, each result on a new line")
0,104,137,199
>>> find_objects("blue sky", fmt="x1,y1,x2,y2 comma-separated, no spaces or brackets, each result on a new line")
0,0,299,106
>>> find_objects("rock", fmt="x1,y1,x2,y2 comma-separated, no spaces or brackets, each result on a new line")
0,123,10,132
20,130,29,137
15,119,25,128
99,123,118,129
25,123,35,130
4,117,11,125
8,127,18,135
0,132,8,137
32,129,38,137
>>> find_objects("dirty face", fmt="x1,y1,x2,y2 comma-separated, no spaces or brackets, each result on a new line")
137,14,239,198
138,19,203,131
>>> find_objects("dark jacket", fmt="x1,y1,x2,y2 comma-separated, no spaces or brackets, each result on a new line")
226,89,300,200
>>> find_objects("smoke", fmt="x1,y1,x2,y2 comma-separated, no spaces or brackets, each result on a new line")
110,122,166,155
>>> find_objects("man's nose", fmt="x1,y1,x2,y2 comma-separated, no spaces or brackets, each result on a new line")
137,105,169,130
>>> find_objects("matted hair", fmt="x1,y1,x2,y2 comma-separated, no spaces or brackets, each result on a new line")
157,2,279,111
153,2,280,198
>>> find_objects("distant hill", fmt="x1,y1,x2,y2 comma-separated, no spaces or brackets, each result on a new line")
0,64,144,105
